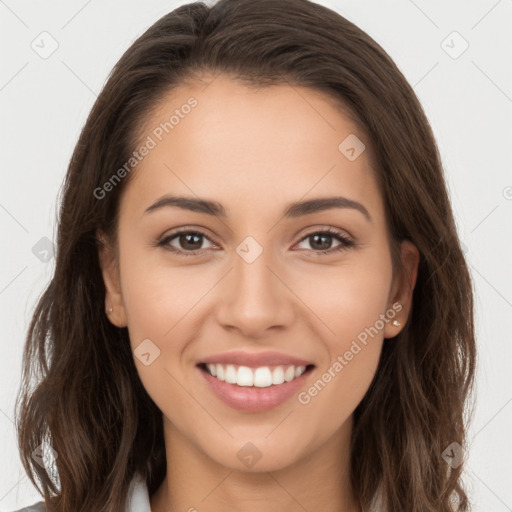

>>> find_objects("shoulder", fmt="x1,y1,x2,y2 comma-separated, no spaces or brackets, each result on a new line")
9,502,46,512
8,472,148,512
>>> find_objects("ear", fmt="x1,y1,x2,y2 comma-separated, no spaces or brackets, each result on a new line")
97,230,128,328
384,240,419,339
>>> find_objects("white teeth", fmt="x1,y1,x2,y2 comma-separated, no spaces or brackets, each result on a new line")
216,364,225,381
205,363,308,387
237,366,254,386
254,367,273,387
271,366,285,385
284,366,295,382
207,364,216,377
225,364,237,384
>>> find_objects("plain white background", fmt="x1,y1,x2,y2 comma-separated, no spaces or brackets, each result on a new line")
1,0,511,510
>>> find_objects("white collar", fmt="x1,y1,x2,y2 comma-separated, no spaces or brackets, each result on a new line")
125,472,151,512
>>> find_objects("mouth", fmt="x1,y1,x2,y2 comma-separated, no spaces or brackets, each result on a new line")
196,354,315,412
198,362,315,387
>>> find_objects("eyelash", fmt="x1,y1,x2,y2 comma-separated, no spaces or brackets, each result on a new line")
156,227,355,257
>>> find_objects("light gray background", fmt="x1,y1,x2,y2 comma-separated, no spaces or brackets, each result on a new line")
1,0,511,510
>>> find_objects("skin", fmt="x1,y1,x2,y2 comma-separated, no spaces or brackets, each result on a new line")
98,74,419,512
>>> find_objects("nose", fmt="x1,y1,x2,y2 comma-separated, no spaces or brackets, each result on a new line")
215,243,295,339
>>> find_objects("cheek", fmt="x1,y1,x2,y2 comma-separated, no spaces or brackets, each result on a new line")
295,267,390,429
291,253,391,406
293,254,393,342
118,248,204,419
296,340,382,449
118,241,210,347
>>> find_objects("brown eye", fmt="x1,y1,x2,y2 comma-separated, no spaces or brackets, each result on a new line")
304,233,338,251
295,228,354,255
174,232,204,251
158,230,215,256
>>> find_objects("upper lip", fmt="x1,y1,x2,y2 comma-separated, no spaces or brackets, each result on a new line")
199,351,314,368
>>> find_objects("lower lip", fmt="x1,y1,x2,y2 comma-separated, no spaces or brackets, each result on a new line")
198,366,312,412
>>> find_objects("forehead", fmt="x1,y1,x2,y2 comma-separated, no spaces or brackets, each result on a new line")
120,74,384,225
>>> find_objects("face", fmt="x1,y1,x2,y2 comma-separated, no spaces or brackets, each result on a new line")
99,74,418,473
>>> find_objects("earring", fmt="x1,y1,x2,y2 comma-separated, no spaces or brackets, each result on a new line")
107,307,113,314
392,320,401,326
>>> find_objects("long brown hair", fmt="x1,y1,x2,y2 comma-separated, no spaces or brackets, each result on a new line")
15,0,477,510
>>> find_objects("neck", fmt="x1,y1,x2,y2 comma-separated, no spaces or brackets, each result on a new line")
150,415,360,512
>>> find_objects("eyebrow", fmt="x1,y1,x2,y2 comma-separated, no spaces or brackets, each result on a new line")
143,194,372,223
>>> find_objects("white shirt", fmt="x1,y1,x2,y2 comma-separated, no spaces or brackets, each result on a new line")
124,472,152,511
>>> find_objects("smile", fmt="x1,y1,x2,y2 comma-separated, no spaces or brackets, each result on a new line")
197,358,315,412
203,363,309,387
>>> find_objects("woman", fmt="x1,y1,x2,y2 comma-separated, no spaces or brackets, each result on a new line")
14,0,477,511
